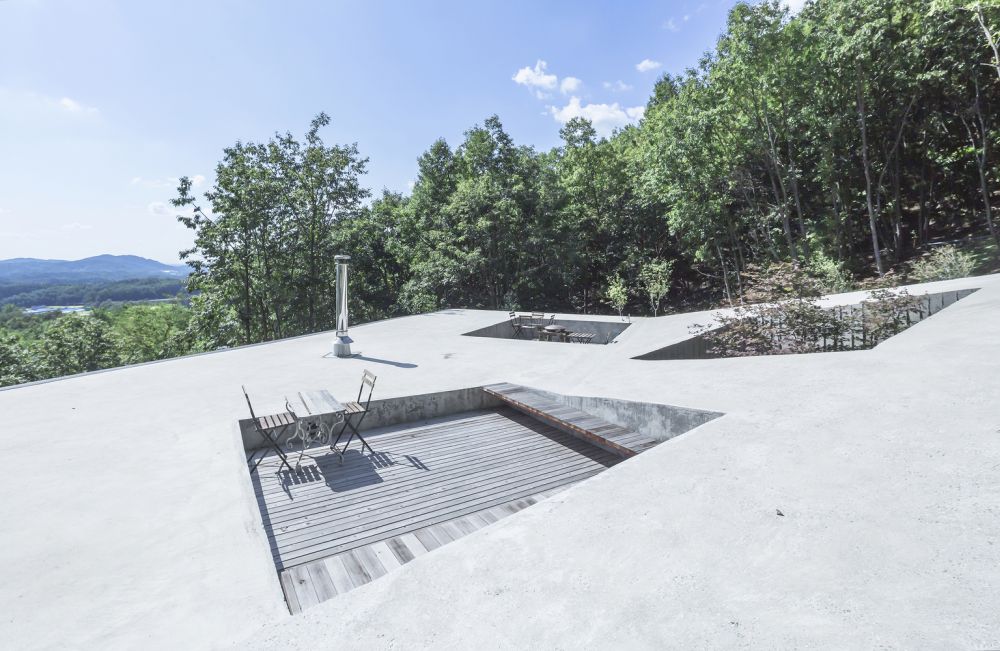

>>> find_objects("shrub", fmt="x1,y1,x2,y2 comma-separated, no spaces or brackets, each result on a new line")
807,251,853,294
692,264,921,356
909,245,976,282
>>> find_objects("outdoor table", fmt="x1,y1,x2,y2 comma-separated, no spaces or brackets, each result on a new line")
287,389,346,463
541,324,568,342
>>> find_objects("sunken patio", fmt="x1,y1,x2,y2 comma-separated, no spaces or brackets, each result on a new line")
252,406,622,612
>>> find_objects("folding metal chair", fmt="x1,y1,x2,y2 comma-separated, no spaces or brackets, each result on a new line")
242,385,295,474
331,370,377,455
509,311,525,339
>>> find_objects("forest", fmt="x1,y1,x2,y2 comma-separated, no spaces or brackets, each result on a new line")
0,278,187,307
2,0,998,387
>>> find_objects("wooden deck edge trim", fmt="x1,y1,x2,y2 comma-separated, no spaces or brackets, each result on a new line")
483,385,638,458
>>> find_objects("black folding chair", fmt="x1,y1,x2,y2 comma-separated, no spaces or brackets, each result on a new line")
331,370,377,455
243,385,295,474
509,311,525,338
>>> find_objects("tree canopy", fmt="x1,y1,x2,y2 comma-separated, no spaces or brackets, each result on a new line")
3,0,1000,387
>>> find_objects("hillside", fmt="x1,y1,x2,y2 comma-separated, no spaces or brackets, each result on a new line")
0,255,190,284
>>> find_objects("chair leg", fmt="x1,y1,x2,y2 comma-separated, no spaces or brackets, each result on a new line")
260,425,293,473
341,412,374,454
342,422,374,455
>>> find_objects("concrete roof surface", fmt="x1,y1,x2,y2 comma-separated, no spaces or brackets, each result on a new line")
0,275,997,649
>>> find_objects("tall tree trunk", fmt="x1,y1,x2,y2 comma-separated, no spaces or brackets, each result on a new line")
715,240,733,307
976,4,1000,84
917,153,929,248
962,101,1000,248
767,166,797,262
782,101,810,259
892,151,904,258
856,67,884,276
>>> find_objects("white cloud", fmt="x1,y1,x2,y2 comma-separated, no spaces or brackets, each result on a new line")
783,0,807,13
58,97,98,114
0,88,100,121
560,76,582,94
407,180,415,191
603,80,633,93
61,222,93,231
549,97,646,137
626,106,646,120
683,14,691,22
636,58,662,73
512,60,558,90
147,202,177,217
663,18,680,32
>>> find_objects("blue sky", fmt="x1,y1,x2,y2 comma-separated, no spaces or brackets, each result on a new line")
0,0,777,263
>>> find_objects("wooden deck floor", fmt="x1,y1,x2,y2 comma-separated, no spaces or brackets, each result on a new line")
249,407,620,611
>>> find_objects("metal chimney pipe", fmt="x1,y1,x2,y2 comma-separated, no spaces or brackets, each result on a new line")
333,254,353,357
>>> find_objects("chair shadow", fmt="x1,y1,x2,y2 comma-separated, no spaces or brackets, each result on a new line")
273,445,431,498
316,449,385,492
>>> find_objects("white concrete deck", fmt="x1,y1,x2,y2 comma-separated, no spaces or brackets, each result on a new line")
1,274,998,649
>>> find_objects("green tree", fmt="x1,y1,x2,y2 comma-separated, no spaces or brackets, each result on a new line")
605,275,628,317
172,113,368,345
35,314,121,377
639,259,673,316
0,333,35,387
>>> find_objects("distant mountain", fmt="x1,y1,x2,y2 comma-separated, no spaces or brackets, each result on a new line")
0,255,190,284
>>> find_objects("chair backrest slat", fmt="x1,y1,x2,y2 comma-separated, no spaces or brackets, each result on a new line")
358,369,377,406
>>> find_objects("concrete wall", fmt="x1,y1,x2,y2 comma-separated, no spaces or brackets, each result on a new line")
527,387,723,443
463,318,631,344
240,386,502,451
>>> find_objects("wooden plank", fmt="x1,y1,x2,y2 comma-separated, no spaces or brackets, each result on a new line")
257,428,610,518
254,418,559,497
270,453,611,553
340,549,373,588
263,438,615,529
253,412,543,476
353,545,388,582
265,442,612,544
278,467,605,566
322,554,355,595
271,463,600,561
285,564,319,611
426,523,456,544
287,483,583,609
306,559,338,603
398,532,429,558
413,528,443,552
254,424,555,499
387,537,416,564
257,423,614,511
279,570,303,615
370,541,403,572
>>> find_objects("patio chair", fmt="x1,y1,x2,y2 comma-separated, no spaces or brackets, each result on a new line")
508,311,525,339
242,385,295,474
331,370,377,455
